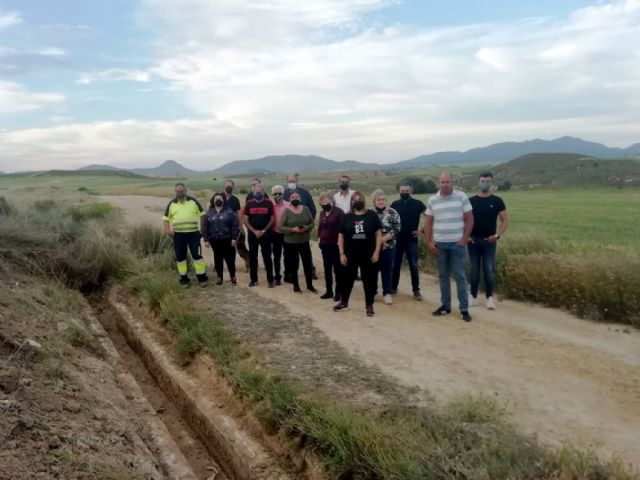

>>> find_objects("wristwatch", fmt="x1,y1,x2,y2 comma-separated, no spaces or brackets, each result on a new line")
495,234,501,239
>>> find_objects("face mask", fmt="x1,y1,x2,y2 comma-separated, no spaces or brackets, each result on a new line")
376,206,385,213
225,186,233,194
254,193,264,202
321,204,332,212
291,199,301,207
352,201,364,211
288,182,297,190
214,199,224,207
176,191,186,199
340,183,349,191
400,192,410,201
479,183,491,193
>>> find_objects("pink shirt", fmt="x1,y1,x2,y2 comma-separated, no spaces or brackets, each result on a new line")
272,200,289,233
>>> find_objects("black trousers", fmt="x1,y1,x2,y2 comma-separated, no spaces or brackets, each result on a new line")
340,253,378,305
174,231,202,262
209,238,236,279
284,242,314,289
320,243,341,295
271,232,285,281
248,231,274,283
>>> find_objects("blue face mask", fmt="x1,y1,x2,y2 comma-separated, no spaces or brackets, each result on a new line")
254,193,265,202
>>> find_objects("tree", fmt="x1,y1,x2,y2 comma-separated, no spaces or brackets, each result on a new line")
396,176,438,194
497,180,512,191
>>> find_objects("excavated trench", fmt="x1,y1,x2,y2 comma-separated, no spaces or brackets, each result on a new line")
87,287,292,480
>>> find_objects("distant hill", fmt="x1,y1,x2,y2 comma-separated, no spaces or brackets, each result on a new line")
490,153,640,187
78,164,121,171
393,136,640,168
212,154,376,175
32,169,148,179
129,160,200,177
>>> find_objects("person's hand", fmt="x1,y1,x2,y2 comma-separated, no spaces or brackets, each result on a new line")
340,254,348,266
485,235,498,243
255,230,263,239
383,233,393,243
165,230,174,237
428,241,440,256
204,241,210,248
371,251,379,263
457,237,470,246
293,226,304,233
231,240,236,247
412,230,418,238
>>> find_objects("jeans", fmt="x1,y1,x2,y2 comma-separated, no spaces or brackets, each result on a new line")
271,232,285,281
468,237,497,298
209,238,236,279
320,243,341,295
248,231,274,283
284,242,314,289
340,253,378,305
378,248,395,295
435,242,468,312
392,237,420,292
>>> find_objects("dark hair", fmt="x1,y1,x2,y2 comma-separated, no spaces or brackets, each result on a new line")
339,175,350,182
252,177,262,184
398,181,413,190
350,191,366,212
209,192,225,208
224,179,235,187
175,182,186,189
479,172,493,179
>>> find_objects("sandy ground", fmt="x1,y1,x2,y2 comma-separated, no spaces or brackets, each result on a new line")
104,194,640,466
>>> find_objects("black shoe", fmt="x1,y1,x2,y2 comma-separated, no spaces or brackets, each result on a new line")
275,279,282,286
320,292,334,299
413,291,422,301
333,302,349,312
462,311,472,322
366,304,374,317
307,286,318,294
432,305,451,316
333,293,341,302
268,282,275,288
293,285,302,293
179,276,191,288
249,281,258,287
231,277,237,285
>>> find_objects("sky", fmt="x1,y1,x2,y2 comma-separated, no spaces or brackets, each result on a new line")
0,0,639,171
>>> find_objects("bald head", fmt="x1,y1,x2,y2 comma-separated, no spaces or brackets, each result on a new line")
438,171,454,196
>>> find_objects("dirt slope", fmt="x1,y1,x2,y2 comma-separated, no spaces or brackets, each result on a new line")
103,194,640,466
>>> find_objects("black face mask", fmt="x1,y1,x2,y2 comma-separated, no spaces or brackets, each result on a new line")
339,183,349,191
352,201,364,211
321,204,332,212
291,199,301,207
225,186,233,194
176,191,187,199
400,192,410,201
214,199,224,207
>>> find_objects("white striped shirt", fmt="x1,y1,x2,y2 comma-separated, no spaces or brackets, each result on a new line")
426,189,472,242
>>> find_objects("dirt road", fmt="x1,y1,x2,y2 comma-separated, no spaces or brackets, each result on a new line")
104,194,640,466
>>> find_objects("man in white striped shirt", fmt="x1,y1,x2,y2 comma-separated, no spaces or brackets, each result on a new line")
423,172,474,322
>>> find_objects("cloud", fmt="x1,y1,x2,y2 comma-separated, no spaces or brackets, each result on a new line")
76,68,152,84
36,47,66,57
0,81,65,113
0,11,21,29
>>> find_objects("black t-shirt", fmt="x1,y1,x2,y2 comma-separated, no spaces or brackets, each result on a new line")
469,195,506,238
224,194,241,213
243,199,274,230
390,197,426,239
339,210,382,256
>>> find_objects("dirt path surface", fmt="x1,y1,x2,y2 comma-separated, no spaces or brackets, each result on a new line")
104,194,640,466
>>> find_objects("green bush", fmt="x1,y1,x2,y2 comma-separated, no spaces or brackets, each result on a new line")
70,202,117,222
128,224,171,255
396,176,438,194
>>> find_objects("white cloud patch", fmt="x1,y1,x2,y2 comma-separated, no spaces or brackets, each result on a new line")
36,47,67,57
0,11,21,29
77,69,152,85
0,81,65,114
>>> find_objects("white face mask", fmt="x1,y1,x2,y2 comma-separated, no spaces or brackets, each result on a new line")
288,182,297,190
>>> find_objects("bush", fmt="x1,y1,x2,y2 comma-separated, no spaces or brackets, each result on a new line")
70,202,117,222
396,176,438,194
498,180,512,191
128,224,170,255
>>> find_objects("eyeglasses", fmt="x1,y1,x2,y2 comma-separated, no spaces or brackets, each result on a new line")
272,192,283,196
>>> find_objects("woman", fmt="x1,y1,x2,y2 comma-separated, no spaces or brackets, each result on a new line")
279,191,316,293
202,192,239,285
334,191,382,316
317,192,344,301
372,189,401,305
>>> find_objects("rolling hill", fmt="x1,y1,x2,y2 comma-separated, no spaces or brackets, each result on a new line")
212,154,376,175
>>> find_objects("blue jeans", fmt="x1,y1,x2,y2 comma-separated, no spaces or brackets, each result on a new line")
468,238,497,298
378,248,395,295
436,242,468,312
392,238,420,292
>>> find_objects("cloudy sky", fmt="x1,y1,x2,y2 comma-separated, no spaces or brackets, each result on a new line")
0,0,639,171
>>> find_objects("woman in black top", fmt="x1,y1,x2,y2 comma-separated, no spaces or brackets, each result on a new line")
202,193,240,285
334,191,382,317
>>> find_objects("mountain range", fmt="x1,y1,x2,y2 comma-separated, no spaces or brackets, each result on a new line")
73,136,639,177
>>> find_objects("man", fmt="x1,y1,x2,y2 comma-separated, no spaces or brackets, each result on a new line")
223,179,250,272
163,183,208,287
423,172,474,322
468,172,509,310
245,178,269,202
283,173,318,279
271,185,289,285
242,184,275,287
390,183,426,300
333,175,354,214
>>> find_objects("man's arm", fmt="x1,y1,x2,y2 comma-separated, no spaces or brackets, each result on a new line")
243,214,258,236
422,215,439,255
305,190,317,219
459,211,474,245
163,220,173,236
487,210,509,242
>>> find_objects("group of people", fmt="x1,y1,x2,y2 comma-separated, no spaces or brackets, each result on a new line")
162,171,508,320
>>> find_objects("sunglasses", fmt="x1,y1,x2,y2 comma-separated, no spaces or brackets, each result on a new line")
272,192,283,196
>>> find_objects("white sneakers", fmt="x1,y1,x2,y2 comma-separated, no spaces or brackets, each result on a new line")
486,297,496,310
383,294,393,305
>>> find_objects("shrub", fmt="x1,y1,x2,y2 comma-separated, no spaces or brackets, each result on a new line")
498,180,512,191
128,224,170,255
396,176,438,194
70,202,117,222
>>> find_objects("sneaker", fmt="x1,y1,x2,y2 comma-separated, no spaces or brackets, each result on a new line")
249,281,258,287
231,277,237,286
383,294,393,305
413,291,422,301
333,293,341,302
462,311,472,322
307,286,318,294
469,294,476,307
486,297,496,310
320,292,334,299
179,276,191,288
432,305,451,316
366,304,374,317
268,282,275,288
333,302,349,312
